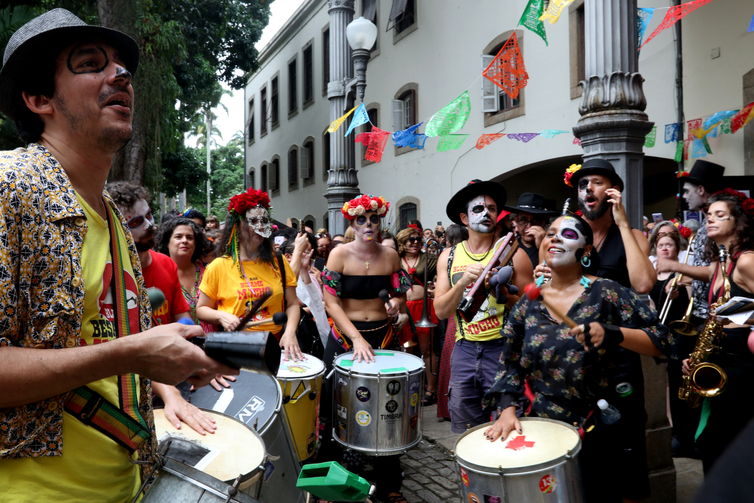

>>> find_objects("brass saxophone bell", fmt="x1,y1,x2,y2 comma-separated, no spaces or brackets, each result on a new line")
690,362,728,398
669,319,699,337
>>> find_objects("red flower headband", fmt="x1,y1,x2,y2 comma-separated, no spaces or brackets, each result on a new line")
408,224,420,231
712,188,754,216
228,187,272,218
341,194,389,221
563,163,582,187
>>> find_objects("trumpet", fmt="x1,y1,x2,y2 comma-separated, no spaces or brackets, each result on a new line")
660,233,696,325
416,238,439,329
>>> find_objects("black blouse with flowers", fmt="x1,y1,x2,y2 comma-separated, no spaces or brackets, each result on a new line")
483,278,672,425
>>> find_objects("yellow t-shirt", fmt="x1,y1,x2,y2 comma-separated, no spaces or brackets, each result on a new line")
200,255,296,335
0,196,141,502
450,241,508,342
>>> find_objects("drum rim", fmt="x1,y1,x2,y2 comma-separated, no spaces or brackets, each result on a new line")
333,350,425,376
277,352,326,378
453,419,582,475
154,408,268,485
154,457,261,503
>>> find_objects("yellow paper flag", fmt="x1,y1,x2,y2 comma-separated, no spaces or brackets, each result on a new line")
539,0,576,24
328,107,356,133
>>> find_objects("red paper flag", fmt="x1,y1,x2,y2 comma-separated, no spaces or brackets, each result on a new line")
506,435,536,451
482,32,529,100
639,0,715,50
365,127,390,163
731,102,754,134
475,134,505,150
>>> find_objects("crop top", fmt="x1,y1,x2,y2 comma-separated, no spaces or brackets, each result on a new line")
322,268,412,299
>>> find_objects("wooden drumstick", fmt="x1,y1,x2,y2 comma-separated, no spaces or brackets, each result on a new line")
524,284,578,329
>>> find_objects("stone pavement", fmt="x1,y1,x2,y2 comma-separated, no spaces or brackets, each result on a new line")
374,404,704,503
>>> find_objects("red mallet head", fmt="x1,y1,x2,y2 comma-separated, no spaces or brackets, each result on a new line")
524,283,541,301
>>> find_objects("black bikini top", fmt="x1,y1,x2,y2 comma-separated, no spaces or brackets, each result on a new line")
322,268,412,299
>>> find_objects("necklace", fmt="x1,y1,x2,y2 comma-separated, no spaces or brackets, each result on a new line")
594,231,608,252
403,255,419,274
463,240,493,263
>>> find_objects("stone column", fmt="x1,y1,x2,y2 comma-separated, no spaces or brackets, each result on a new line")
325,0,360,236
572,2,675,502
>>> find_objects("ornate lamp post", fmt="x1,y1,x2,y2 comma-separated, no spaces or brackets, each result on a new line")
325,0,377,236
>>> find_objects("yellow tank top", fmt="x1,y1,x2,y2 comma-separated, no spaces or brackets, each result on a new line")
449,241,508,342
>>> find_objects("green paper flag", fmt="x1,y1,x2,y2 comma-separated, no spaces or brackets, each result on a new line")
519,0,548,45
644,126,657,148
674,140,683,163
702,137,712,155
437,134,469,152
425,91,471,138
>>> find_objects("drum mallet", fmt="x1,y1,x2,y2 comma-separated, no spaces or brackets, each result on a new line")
245,312,287,328
523,284,577,328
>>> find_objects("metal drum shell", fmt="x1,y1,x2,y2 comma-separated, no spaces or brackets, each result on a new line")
333,351,424,456
454,419,584,503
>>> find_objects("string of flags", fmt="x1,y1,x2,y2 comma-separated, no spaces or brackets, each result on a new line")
323,0,751,165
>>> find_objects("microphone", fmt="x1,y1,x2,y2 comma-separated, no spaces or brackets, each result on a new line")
147,287,165,312
379,289,391,305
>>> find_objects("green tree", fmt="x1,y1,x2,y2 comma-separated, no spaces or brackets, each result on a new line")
187,143,244,219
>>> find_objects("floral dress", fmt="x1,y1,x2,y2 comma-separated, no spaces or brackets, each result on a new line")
182,260,216,333
483,278,672,426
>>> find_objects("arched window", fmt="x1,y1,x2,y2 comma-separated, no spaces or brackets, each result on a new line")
322,129,331,182
302,138,315,186
288,146,299,191
261,163,268,193
399,202,417,230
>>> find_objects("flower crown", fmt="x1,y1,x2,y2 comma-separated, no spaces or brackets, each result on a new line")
341,194,389,220
408,224,420,231
563,163,582,187
228,187,272,218
670,221,693,240
676,171,690,179
712,188,754,216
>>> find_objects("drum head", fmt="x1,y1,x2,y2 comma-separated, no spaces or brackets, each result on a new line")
189,370,281,432
455,418,580,470
154,409,265,483
334,350,424,375
277,352,325,379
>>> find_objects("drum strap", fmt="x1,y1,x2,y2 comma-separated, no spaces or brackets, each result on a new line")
64,204,150,454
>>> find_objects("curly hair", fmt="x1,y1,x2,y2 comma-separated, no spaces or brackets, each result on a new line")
155,217,209,264
703,192,754,262
106,181,150,210
395,227,421,256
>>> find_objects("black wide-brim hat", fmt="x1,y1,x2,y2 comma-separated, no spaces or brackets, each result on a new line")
0,8,140,120
570,158,624,192
446,179,507,226
503,192,560,216
685,160,725,192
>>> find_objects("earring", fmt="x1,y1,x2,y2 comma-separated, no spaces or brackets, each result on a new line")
581,255,591,268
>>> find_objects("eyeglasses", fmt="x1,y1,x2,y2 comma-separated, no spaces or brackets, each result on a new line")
315,233,330,239
356,214,380,225
407,236,421,244
126,210,153,229
515,217,534,227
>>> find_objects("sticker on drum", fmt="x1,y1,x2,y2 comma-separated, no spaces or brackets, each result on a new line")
387,380,401,395
539,474,557,493
410,393,418,407
356,386,371,402
468,493,481,503
356,411,371,426
337,405,347,419
483,495,501,503
385,400,398,413
460,467,470,487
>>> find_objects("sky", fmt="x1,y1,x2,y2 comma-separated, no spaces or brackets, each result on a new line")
206,0,307,147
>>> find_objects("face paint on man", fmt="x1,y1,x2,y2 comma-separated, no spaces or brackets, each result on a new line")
124,199,154,252
246,207,272,238
547,217,586,267
466,195,496,234
577,177,611,221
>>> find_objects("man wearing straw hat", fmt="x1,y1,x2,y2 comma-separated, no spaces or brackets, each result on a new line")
0,9,236,502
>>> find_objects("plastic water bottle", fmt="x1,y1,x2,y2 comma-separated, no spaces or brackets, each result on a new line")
597,399,621,425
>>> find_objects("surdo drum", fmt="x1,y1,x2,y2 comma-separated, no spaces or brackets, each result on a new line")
189,369,305,503
333,350,424,456
147,409,266,502
453,418,584,503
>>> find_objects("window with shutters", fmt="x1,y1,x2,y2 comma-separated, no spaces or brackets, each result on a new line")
260,87,268,135
247,168,254,190
323,129,330,181
288,57,297,117
261,163,268,193
569,0,586,100
392,83,418,156
360,104,380,167
399,202,417,230
288,146,298,190
303,41,314,107
481,30,525,128
362,0,379,53
302,138,315,186
271,75,280,127
388,0,416,43
269,157,280,194
247,97,255,146
322,27,330,96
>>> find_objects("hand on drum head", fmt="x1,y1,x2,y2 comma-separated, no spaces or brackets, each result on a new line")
484,406,522,442
281,330,304,361
162,394,217,436
209,374,237,391
352,336,376,364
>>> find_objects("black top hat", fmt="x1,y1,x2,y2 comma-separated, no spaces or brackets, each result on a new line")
570,158,625,192
0,8,139,120
446,179,507,226
684,160,725,192
503,193,560,216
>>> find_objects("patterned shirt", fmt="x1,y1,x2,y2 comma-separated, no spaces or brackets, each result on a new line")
483,278,671,425
691,222,710,318
0,144,155,471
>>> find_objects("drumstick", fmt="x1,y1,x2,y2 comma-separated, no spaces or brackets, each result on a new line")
237,290,273,328
245,312,288,328
524,284,577,329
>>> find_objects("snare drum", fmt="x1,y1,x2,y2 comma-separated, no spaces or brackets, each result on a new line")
190,370,305,503
153,409,266,498
333,350,424,456
454,418,584,502
277,352,325,461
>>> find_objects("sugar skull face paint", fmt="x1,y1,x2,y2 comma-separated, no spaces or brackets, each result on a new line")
466,195,496,234
353,211,379,241
246,207,272,238
545,217,586,267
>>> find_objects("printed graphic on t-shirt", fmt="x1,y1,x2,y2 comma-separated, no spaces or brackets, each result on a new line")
451,265,497,324
242,280,273,323
83,262,140,345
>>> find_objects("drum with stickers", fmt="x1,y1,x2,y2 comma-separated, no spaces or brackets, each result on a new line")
189,369,305,503
333,350,424,456
145,409,266,502
453,418,584,503
277,351,326,462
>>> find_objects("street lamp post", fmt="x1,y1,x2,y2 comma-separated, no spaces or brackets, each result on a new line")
325,0,377,236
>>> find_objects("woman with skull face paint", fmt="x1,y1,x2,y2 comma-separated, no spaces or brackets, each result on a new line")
196,188,303,361
319,194,412,503
482,212,672,503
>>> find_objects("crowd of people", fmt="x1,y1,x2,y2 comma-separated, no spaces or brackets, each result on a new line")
1,8,754,503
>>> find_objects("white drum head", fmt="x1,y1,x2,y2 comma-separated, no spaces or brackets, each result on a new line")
455,418,580,470
334,350,424,374
277,352,325,379
154,408,266,482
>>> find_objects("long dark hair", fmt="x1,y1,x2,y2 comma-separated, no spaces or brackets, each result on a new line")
155,217,208,264
218,214,276,268
703,192,754,262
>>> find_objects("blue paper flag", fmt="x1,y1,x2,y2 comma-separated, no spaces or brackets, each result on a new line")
345,104,369,136
664,123,681,144
392,123,424,148
538,129,569,139
703,110,738,130
748,14,754,32
691,138,707,159
637,8,655,49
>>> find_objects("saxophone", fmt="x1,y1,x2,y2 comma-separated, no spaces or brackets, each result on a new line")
678,244,730,408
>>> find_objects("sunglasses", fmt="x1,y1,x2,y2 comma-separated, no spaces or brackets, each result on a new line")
356,215,380,225
407,236,422,244
126,210,153,229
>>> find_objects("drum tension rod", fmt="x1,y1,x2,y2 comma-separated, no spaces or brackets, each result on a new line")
222,475,243,503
